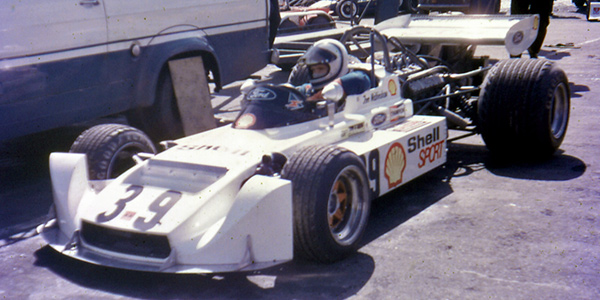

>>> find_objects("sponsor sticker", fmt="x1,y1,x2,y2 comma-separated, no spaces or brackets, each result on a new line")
408,126,441,153
388,79,398,96
285,92,304,110
121,211,137,221
513,31,524,45
371,113,387,126
390,119,430,133
342,122,366,138
362,90,389,104
235,113,256,129
384,142,407,189
247,87,277,101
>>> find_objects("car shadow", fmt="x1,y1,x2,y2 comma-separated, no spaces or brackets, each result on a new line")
34,245,375,299
539,49,572,60
570,81,591,98
362,140,586,246
448,142,586,181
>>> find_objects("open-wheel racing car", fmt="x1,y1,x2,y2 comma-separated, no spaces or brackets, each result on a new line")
38,16,570,274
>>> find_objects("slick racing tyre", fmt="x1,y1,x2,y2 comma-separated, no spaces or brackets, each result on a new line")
283,145,371,263
70,124,156,180
336,0,359,21
478,59,570,160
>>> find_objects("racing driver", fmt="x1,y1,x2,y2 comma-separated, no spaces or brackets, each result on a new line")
295,39,372,103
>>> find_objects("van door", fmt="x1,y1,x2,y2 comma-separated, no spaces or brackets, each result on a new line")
0,0,107,59
101,0,270,87
0,0,108,141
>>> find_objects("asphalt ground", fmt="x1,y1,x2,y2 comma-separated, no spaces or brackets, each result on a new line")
1,0,599,299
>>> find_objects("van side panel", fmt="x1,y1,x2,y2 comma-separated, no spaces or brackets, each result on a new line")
0,0,271,141
0,27,268,141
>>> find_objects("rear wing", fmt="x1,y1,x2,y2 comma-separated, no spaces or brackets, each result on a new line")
377,14,539,56
273,14,539,64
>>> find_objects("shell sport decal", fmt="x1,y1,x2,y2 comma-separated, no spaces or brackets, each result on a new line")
388,79,398,96
384,142,407,189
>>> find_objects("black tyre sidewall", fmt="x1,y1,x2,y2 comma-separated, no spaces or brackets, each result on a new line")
336,0,358,20
70,124,156,180
478,59,570,159
283,145,370,263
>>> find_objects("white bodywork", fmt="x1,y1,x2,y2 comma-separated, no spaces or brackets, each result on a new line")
39,65,448,273
377,14,540,56
274,14,539,64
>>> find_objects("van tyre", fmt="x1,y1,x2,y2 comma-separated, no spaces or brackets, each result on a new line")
283,145,370,263
336,0,358,21
70,124,156,180
478,59,570,160
128,66,185,142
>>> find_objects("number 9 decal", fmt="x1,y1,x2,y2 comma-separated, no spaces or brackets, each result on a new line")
134,190,182,231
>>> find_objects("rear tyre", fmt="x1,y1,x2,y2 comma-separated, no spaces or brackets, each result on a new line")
478,59,570,160
70,124,156,180
283,145,371,263
336,0,359,21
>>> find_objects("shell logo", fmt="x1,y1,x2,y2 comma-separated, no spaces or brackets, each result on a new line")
384,142,407,189
388,79,398,96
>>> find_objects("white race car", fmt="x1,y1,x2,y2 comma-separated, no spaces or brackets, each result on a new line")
38,25,570,274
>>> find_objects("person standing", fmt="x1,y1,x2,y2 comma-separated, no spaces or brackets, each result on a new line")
511,0,554,58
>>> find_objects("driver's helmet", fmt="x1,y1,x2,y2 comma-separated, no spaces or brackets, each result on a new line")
299,39,349,90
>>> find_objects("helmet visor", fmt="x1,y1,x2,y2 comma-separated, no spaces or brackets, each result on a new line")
308,63,330,80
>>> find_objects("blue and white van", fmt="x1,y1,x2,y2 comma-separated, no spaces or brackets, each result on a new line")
0,0,278,141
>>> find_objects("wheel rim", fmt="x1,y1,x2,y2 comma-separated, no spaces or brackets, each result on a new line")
327,165,368,246
108,143,146,179
550,82,569,140
340,2,357,19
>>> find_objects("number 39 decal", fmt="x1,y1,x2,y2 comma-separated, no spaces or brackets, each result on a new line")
96,185,182,231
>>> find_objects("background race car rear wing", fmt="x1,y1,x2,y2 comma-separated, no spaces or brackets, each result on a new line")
376,14,539,56
273,14,539,65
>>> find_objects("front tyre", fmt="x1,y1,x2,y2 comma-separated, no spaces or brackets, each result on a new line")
70,124,156,180
283,145,371,263
478,59,570,160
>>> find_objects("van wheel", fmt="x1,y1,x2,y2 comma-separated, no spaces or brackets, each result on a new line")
70,124,156,180
283,145,371,263
336,0,358,21
478,59,570,160
128,66,185,142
